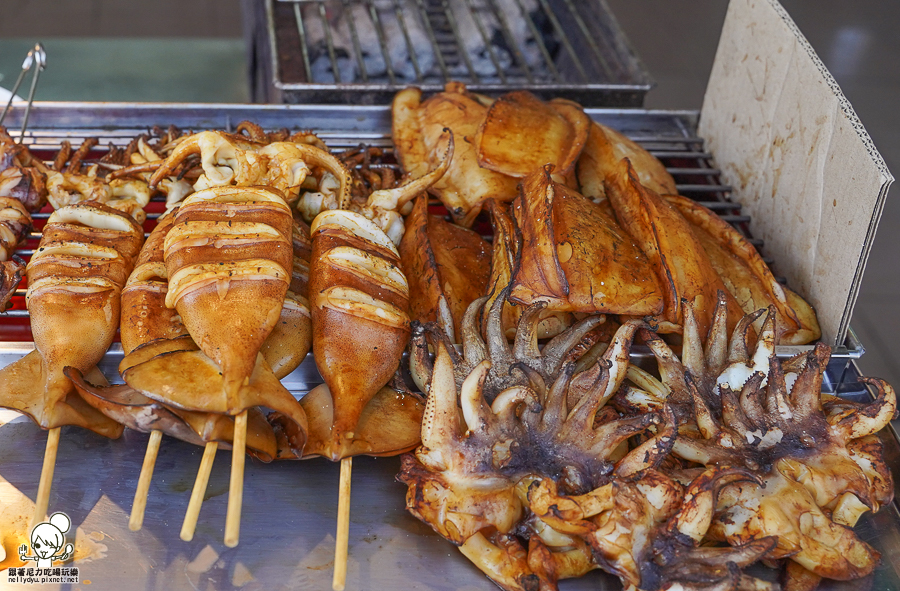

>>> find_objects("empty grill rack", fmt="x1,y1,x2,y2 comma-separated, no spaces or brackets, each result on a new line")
246,0,653,105
0,102,864,384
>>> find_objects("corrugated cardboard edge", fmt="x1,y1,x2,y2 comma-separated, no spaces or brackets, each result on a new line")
698,0,893,348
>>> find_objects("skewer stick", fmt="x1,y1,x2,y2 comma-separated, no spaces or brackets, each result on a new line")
332,456,353,591
32,427,61,530
129,429,163,531
224,409,248,548
180,441,218,542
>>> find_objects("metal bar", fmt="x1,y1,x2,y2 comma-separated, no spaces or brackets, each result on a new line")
19,44,46,142
633,136,705,144
665,168,721,175
440,0,480,83
695,201,741,211
292,3,315,84
484,0,534,83
651,151,714,159
535,0,588,82
318,2,343,83
561,0,613,79
368,0,398,85
510,0,559,81
343,0,370,83
414,0,450,80
718,215,751,223
676,184,733,193
393,0,423,81
461,0,506,83
0,45,40,128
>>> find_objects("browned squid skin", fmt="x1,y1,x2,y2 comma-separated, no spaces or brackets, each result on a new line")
484,200,575,341
0,202,143,437
399,194,491,342
163,186,293,407
665,194,820,345
309,210,412,459
120,214,187,354
67,366,282,462
605,158,746,340
0,255,24,312
392,83,519,227
576,120,676,203
259,214,312,379
474,91,590,188
510,166,665,316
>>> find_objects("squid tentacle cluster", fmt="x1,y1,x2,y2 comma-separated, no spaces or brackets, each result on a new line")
399,294,779,591
614,295,896,581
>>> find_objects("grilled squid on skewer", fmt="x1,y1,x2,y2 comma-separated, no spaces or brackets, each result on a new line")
0,127,47,211
117,185,309,544
0,198,30,310
307,209,420,460
77,207,311,533
120,187,308,433
0,201,143,434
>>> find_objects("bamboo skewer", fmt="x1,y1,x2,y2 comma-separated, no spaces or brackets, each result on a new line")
129,429,163,531
332,456,353,591
180,440,218,542
224,409,248,548
32,427,60,530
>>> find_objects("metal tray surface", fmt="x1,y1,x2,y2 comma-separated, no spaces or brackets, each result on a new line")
1,364,899,591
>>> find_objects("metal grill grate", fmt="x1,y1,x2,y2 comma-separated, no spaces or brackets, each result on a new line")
259,0,652,105
0,102,864,361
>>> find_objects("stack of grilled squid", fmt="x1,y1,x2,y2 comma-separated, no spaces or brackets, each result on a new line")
0,82,893,591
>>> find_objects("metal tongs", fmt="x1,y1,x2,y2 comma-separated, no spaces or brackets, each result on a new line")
0,43,47,142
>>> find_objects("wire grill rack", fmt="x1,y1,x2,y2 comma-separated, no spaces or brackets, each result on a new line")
0,102,864,385
253,0,652,105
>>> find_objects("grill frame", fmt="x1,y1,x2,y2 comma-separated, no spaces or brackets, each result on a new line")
249,0,654,105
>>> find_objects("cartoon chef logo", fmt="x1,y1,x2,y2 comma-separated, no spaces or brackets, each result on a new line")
19,513,74,568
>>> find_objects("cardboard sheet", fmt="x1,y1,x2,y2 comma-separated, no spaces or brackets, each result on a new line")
699,0,893,347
